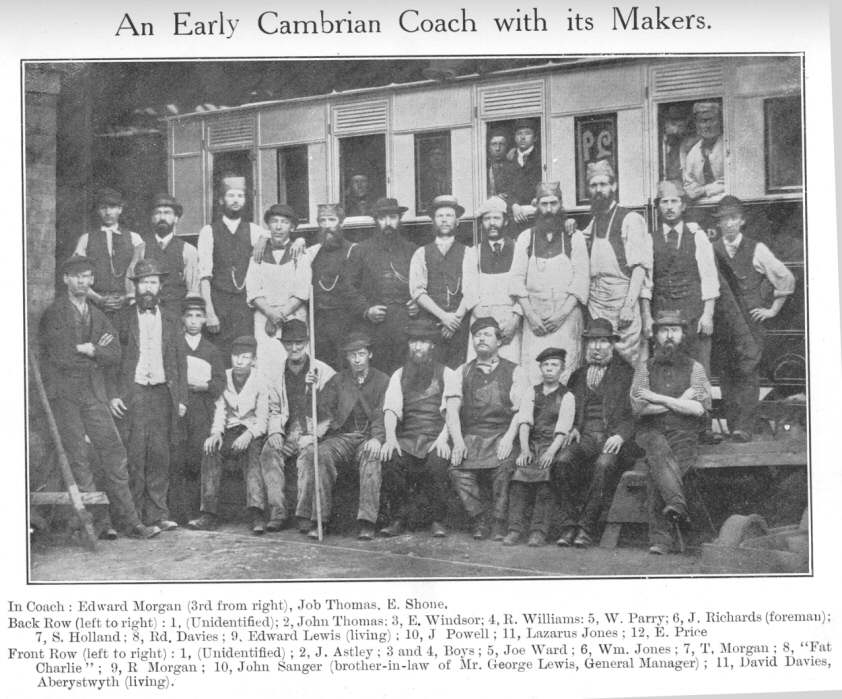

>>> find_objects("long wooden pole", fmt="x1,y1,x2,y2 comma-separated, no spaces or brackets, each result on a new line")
308,297,324,541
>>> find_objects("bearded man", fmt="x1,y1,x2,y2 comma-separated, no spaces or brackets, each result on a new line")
510,182,589,384
554,318,636,548
582,161,652,366
357,197,419,375
141,193,199,310
630,310,712,555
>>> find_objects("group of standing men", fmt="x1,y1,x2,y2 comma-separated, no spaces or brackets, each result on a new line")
39,116,795,553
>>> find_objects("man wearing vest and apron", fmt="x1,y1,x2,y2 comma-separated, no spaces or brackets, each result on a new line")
510,182,590,384
141,194,199,312
582,160,653,366
197,175,264,363
468,196,523,365
446,317,531,541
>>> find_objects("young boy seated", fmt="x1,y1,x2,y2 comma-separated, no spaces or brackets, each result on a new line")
187,335,278,535
507,347,575,547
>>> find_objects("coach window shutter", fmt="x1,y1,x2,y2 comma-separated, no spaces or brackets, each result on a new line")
332,100,389,135
479,80,545,118
650,61,724,99
206,113,256,148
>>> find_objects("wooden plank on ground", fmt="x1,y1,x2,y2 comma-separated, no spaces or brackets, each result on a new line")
31,492,110,506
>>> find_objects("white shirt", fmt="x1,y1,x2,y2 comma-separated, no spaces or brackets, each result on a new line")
151,233,201,297
660,221,720,302
74,226,143,257
516,145,535,168
409,238,479,311
197,216,264,281
134,308,166,386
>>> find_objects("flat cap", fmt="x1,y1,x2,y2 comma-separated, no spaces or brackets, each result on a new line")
714,195,745,218
231,335,258,355
61,255,94,276
94,187,124,208
181,295,206,313
652,309,688,329
535,347,567,363
150,192,183,218
513,118,538,133
264,203,299,225
340,331,372,353
470,316,500,336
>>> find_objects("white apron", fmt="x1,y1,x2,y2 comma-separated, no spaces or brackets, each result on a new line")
467,271,522,364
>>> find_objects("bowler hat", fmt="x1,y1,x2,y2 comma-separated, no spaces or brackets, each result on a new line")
128,258,167,281
582,317,619,341
61,255,94,276
280,318,308,343
652,309,688,329
181,295,206,313
94,187,124,208
264,203,299,225
470,316,500,336
535,347,567,363
372,197,408,217
430,195,465,219
231,335,258,355
405,319,440,342
340,331,372,353
150,192,183,218
714,195,744,218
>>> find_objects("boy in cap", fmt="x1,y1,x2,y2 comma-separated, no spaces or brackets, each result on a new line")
188,336,275,534
508,347,575,547
712,196,795,441
294,331,389,539
683,101,725,200
39,255,159,539
169,296,226,523
141,193,199,309
73,187,145,318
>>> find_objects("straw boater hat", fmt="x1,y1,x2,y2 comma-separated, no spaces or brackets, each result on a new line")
652,309,688,329
150,193,183,218
430,195,465,219
128,258,167,281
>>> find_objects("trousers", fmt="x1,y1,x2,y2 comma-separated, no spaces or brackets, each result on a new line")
507,481,555,536
450,460,512,523
200,432,271,517
170,390,216,523
314,308,351,371
382,451,450,525
210,288,252,365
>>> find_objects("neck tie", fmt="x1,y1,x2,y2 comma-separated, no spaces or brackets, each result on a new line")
492,242,502,257
702,147,715,185
667,227,679,250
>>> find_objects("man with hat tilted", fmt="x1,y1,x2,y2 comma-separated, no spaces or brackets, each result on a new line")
378,319,457,539
38,256,160,539
245,203,311,371
553,318,636,548
446,316,532,541
468,196,523,365
294,331,389,539
683,101,725,200
107,258,187,533
197,174,265,361
510,182,590,384
73,187,145,319
712,195,795,441
409,194,478,369
630,310,712,555
582,160,653,366
506,118,542,225
140,193,199,310
357,197,419,375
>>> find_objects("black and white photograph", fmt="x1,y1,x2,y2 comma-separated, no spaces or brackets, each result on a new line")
24,54,810,583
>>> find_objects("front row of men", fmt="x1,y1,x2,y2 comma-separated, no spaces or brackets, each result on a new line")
40,247,710,555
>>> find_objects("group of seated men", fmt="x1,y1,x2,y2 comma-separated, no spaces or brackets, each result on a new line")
39,151,795,554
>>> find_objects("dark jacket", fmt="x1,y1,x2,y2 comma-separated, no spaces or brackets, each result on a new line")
38,295,121,403
567,353,635,442
318,368,389,441
109,306,188,434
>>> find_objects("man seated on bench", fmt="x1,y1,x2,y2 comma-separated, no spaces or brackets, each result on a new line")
630,310,712,555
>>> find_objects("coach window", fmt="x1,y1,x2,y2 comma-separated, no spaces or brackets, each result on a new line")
764,95,803,194
339,134,386,218
657,98,723,200
211,149,254,222
414,131,452,216
484,118,542,202
276,145,309,224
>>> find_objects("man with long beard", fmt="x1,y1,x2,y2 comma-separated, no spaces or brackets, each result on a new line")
409,195,478,369
197,176,264,361
379,320,455,538
510,182,589,384
309,203,368,368
108,259,187,532
468,196,522,365
630,310,712,555
554,318,636,548
141,194,200,310
582,161,652,366
357,197,419,375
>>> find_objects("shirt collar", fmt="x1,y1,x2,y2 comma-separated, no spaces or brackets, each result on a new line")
435,236,455,253
517,145,535,166
723,233,743,255
663,220,685,237
156,232,174,248
67,294,88,314
184,333,201,350
222,216,243,233
474,357,500,373
101,225,120,234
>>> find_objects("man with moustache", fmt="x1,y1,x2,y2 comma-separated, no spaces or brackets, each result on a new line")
379,320,455,539
582,160,652,366
649,180,719,375
108,259,187,532
310,203,368,369
631,310,712,555
468,196,522,364
38,255,160,540
73,187,145,320
486,127,518,200
140,193,200,310
683,101,725,201
554,318,636,548
447,317,531,541
357,197,419,375
345,173,373,217
197,175,264,361
409,195,478,369
295,332,389,539
510,182,589,384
